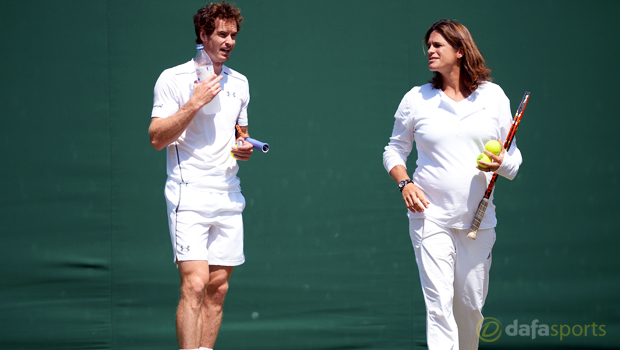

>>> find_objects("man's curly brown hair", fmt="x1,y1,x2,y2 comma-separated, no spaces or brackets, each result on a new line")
194,2,243,44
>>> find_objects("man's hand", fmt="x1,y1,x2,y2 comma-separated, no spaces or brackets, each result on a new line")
191,74,223,107
149,74,224,150
402,183,430,213
231,138,253,161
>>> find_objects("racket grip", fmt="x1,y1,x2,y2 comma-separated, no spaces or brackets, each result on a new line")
467,198,489,240
246,137,270,153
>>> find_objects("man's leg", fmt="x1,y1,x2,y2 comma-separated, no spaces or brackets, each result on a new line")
200,265,234,349
177,260,211,349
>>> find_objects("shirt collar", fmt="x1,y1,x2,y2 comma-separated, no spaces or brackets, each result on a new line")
184,60,229,76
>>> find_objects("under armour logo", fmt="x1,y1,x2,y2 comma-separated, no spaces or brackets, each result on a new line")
178,245,190,253
487,252,491,259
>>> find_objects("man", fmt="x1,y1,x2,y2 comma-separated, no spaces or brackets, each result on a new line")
148,3,253,350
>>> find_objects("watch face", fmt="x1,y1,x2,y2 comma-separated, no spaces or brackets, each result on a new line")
399,180,412,191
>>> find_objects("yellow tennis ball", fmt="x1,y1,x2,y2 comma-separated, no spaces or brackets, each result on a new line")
231,141,242,159
477,153,492,168
485,140,501,155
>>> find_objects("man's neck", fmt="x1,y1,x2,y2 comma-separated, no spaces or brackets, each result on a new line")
214,63,223,75
205,51,223,75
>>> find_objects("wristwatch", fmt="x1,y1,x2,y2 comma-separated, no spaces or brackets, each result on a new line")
398,179,414,192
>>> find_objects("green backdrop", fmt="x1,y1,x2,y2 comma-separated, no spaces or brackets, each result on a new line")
1,1,618,349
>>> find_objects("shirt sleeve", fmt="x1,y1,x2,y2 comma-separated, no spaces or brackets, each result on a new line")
495,93,522,180
236,77,250,127
383,94,414,173
151,70,180,119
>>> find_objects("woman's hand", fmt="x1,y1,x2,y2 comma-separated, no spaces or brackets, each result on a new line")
389,165,430,213
476,141,505,172
402,183,430,213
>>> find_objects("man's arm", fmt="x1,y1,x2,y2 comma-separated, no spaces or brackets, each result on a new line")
149,74,223,150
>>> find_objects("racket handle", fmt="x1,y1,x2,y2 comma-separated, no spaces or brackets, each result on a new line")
467,198,489,240
246,137,270,153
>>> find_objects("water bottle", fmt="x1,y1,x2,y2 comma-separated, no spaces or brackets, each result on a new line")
194,44,221,113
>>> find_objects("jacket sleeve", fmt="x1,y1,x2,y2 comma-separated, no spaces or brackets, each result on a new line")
383,94,414,173
494,94,522,180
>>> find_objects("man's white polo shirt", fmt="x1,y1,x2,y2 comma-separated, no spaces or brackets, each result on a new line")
152,60,250,191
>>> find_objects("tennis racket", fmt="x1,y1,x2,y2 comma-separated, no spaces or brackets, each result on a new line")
467,91,530,240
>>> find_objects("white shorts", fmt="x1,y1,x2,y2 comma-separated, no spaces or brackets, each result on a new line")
165,179,246,266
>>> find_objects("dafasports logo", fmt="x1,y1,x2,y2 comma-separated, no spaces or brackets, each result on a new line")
478,317,502,342
478,318,606,342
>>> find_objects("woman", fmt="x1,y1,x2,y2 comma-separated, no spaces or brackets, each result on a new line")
382,19,522,350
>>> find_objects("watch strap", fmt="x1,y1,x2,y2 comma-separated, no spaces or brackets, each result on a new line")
398,179,414,192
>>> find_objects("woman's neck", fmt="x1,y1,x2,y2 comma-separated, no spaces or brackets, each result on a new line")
441,69,470,102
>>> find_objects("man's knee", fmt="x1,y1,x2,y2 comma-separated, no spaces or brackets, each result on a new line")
181,272,210,300
182,275,209,294
206,276,229,298
205,267,233,302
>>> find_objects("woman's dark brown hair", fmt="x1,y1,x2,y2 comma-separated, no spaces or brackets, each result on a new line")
424,19,491,93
